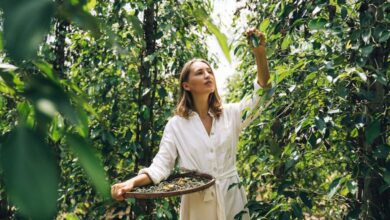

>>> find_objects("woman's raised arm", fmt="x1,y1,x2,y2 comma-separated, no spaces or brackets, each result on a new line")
246,27,271,88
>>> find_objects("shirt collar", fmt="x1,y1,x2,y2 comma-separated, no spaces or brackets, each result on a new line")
189,109,215,118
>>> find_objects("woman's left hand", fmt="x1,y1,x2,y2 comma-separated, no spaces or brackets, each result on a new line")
111,180,134,201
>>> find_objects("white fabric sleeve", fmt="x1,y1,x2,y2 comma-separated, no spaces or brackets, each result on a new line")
138,120,178,184
237,78,274,132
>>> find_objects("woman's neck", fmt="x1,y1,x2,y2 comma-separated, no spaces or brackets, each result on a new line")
192,94,210,118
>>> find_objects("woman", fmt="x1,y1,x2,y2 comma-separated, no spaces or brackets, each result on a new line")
111,28,272,220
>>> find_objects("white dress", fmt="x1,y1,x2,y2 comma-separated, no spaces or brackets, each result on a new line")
139,79,273,220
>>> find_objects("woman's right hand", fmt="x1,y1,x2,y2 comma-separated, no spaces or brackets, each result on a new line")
111,179,134,201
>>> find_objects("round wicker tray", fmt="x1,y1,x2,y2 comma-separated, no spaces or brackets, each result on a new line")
124,172,215,199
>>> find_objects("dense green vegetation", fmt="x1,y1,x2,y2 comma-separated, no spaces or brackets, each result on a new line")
0,0,389,219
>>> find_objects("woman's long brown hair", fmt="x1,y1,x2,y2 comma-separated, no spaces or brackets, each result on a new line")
175,58,223,119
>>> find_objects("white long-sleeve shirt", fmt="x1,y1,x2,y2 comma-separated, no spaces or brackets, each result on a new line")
139,79,273,220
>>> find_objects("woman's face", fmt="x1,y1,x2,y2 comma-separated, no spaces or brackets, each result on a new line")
182,61,216,95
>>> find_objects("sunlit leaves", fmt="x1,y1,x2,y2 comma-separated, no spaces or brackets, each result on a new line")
259,18,270,32
83,0,96,11
49,114,65,142
0,70,24,94
281,34,292,50
0,126,59,219
16,102,35,127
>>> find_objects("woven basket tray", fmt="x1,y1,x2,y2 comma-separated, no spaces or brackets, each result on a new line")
124,172,215,199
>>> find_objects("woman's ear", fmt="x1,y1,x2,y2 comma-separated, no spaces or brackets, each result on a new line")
182,82,190,91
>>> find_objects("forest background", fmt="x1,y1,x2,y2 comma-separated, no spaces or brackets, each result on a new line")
0,0,389,219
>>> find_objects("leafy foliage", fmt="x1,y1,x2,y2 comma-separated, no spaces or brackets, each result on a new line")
228,0,389,219
0,0,228,219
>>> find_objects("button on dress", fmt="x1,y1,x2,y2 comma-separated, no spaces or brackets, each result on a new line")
139,79,273,220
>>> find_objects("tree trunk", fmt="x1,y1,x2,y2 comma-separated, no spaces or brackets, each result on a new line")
133,1,157,218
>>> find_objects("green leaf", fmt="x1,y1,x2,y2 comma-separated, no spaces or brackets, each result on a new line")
64,213,80,220
33,60,58,82
192,7,231,63
49,114,65,142
75,107,89,138
1,0,54,61
356,70,367,82
83,0,96,11
142,105,150,120
268,138,281,157
24,75,78,124
291,202,303,219
314,116,326,134
341,6,348,19
308,18,327,30
361,28,371,43
17,102,35,127
0,70,25,96
0,79,15,95
285,158,297,171
259,18,270,32
158,87,167,98
384,170,390,185
250,35,260,48
304,72,317,82
274,65,294,83
65,134,110,198
0,126,58,219
365,120,380,144
299,192,312,208
360,12,373,27
373,145,390,159
248,155,257,164
203,19,231,63
308,133,317,148
59,3,102,38
328,177,342,199
127,15,143,38
378,30,390,43
281,34,292,50
0,31,3,50
280,211,290,220
361,45,374,57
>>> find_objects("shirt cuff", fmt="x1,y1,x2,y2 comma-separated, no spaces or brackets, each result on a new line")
138,168,159,184
254,78,272,90
254,79,261,91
